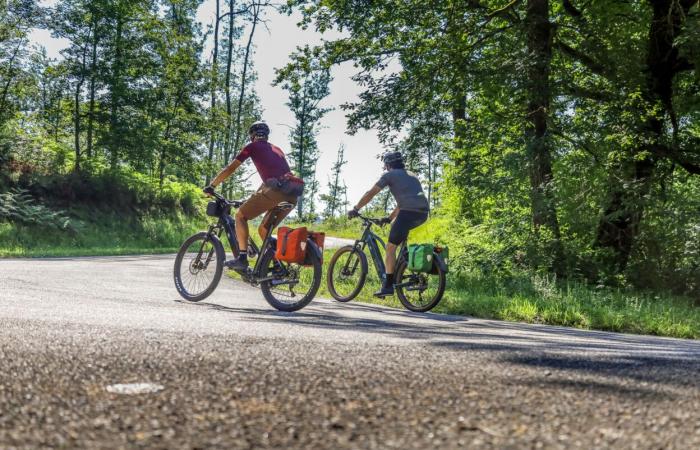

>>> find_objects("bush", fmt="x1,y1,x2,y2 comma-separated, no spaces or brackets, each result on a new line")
15,166,207,218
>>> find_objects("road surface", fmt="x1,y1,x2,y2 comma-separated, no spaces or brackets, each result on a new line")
1,255,699,448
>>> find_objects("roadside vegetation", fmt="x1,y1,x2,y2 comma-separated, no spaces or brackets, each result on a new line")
0,167,206,257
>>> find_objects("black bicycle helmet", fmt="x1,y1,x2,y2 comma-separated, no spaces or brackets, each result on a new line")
248,121,270,138
382,151,404,167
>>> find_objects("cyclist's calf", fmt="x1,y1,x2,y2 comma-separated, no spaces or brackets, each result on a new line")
234,209,250,250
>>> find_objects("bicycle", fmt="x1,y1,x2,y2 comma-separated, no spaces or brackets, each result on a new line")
173,189,323,312
326,213,447,312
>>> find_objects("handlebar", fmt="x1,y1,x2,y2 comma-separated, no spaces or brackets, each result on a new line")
355,213,389,227
206,188,243,208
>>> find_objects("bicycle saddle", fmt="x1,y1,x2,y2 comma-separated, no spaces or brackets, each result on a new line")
275,202,295,211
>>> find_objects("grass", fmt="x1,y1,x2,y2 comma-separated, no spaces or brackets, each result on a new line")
307,248,700,339
0,211,205,257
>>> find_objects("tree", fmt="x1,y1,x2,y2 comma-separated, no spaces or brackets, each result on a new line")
523,0,563,271
49,0,95,171
1,0,36,127
554,0,700,273
274,53,331,219
321,143,348,218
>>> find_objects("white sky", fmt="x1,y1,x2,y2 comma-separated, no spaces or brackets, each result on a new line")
29,0,387,205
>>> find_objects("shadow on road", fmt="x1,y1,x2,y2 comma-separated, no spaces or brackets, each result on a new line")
174,292,700,393
176,298,700,362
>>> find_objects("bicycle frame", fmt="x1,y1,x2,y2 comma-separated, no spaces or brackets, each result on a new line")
349,218,407,281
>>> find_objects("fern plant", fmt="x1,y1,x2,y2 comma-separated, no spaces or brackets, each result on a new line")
0,189,75,231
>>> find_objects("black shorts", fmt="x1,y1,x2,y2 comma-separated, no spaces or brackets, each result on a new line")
388,210,429,245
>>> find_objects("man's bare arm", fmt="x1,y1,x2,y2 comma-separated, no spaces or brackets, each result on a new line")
210,159,242,188
388,207,399,221
354,185,383,211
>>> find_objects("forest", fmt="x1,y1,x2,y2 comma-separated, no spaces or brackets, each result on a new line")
1,1,699,320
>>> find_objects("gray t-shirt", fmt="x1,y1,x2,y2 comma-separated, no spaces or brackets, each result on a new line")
376,169,429,213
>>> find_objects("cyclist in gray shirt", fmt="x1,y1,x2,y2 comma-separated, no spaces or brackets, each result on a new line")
348,152,429,297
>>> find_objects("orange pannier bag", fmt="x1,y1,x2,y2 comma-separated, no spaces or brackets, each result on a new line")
276,226,308,264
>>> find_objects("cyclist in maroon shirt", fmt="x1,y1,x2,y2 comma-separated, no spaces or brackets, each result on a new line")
206,122,303,270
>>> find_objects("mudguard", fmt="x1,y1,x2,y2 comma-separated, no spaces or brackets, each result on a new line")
433,251,448,274
304,238,323,265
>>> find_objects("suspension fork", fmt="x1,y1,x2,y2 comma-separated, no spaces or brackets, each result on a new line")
195,224,221,268
341,239,366,275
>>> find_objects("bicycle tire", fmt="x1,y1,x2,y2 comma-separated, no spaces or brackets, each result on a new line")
174,232,225,302
395,256,446,312
327,245,368,302
259,247,322,312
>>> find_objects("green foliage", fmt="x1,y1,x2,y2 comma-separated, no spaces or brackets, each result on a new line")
0,188,74,230
283,0,700,298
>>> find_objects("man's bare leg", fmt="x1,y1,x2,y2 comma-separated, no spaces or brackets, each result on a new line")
385,242,398,275
376,242,398,297
235,210,249,252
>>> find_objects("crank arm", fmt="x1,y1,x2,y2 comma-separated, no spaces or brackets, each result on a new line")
270,279,299,287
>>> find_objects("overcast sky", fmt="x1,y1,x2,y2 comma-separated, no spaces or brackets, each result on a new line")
29,0,389,205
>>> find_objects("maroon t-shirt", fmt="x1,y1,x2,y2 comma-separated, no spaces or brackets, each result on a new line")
234,141,291,182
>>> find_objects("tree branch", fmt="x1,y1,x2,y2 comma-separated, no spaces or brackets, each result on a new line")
555,40,614,81
562,0,583,18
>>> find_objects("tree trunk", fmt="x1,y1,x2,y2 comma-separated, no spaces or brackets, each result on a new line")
427,144,432,213
595,0,694,271
232,2,260,157
73,38,89,173
109,13,123,170
86,16,98,160
159,122,172,187
296,85,308,218
223,0,235,165
451,94,466,153
525,0,563,271
205,0,221,185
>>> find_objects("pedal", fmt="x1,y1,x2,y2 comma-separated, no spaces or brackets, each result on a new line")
239,267,254,282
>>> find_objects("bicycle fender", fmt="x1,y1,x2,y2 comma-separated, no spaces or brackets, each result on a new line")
305,238,323,260
433,252,448,273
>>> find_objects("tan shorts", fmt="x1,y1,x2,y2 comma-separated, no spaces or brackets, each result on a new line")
238,184,297,229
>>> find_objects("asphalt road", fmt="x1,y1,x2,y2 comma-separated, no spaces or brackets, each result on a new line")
1,255,699,449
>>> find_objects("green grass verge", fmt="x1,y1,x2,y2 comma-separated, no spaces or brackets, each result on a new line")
313,248,699,339
0,212,205,257
226,245,699,339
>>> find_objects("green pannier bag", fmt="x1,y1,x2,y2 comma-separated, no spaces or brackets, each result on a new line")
407,244,434,273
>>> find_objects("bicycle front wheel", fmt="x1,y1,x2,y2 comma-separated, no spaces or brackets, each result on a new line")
327,245,368,302
395,258,446,312
174,232,224,302
259,248,322,312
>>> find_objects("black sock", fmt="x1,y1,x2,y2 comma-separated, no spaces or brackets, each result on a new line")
385,273,394,286
238,253,248,263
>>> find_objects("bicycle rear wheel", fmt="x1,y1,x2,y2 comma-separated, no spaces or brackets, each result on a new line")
395,258,446,312
174,232,224,302
259,247,322,312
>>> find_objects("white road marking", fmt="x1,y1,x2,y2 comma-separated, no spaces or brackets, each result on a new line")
105,383,164,395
